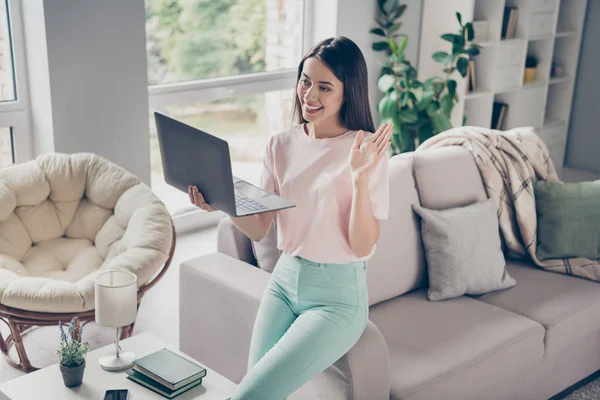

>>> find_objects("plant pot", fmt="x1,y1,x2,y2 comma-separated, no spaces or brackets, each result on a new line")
60,360,86,388
524,67,537,84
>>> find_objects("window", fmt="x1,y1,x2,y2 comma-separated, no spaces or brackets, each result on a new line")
146,0,305,85
0,0,32,166
146,0,308,217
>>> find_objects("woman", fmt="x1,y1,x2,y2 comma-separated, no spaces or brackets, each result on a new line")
189,36,392,400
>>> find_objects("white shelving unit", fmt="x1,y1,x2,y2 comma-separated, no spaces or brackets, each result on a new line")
418,0,588,178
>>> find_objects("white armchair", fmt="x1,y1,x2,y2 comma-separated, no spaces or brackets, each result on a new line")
0,153,175,372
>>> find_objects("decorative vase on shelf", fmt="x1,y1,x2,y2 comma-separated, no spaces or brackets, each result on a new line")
524,67,537,84
524,55,538,84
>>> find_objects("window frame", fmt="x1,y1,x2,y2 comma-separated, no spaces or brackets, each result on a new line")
148,68,298,110
0,0,32,164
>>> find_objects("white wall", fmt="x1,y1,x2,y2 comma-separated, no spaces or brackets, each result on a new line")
21,0,151,184
20,0,53,157
335,0,423,126
394,0,423,69
565,0,599,173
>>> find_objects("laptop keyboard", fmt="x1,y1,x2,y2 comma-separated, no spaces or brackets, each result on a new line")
235,193,268,213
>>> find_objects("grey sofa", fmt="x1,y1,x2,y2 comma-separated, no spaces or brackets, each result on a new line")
179,146,600,400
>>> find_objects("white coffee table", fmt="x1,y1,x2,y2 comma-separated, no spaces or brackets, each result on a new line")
0,332,237,399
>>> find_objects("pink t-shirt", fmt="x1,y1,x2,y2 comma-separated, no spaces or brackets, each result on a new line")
260,124,390,264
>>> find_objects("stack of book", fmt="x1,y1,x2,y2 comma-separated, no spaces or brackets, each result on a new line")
126,348,207,398
502,7,519,39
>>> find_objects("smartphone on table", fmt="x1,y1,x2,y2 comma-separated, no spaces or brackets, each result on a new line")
104,389,130,400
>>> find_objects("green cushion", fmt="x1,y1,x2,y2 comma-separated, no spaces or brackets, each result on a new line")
534,180,600,261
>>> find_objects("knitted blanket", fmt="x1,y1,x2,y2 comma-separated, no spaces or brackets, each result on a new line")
416,126,600,282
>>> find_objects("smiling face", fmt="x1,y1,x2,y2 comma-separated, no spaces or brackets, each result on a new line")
296,57,345,126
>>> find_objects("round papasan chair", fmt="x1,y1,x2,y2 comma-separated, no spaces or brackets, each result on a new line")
0,152,175,372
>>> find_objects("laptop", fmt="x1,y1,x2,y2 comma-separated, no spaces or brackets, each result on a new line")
154,112,295,217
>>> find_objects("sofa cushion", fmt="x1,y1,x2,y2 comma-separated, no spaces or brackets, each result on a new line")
367,153,427,306
474,260,600,358
369,290,544,400
413,199,515,301
413,146,488,210
534,179,600,261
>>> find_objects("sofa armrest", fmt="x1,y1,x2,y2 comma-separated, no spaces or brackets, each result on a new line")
217,217,257,266
289,321,390,400
179,252,269,383
344,320,391,400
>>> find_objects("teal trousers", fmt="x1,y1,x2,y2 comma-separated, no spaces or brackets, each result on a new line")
230,254,369,400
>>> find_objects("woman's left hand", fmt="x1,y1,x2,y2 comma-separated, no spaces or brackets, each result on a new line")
348,124,393,182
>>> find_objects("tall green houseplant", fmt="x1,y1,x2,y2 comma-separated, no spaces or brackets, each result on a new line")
372,0,480,154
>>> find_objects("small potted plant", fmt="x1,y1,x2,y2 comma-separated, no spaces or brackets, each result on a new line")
57,316,89,388
524,55,539,84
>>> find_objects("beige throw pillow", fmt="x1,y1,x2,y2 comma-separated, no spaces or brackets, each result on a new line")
413,199,516,301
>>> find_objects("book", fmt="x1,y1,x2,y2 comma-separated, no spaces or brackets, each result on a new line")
492,102,509,130
468,59,477,92
133,348,207,391
492,102,500,128
498,105,507,130
507,8,519,39
465,61,471,94
501,7,511,39
502,7,519,39
127,369,202,399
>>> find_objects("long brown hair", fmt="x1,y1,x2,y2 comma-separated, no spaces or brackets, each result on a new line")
293,36,375,133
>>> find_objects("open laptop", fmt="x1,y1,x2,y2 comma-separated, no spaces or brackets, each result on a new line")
154,112,295,217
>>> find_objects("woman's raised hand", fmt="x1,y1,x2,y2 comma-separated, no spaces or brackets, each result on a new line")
348,124,393,181
188,186,218,212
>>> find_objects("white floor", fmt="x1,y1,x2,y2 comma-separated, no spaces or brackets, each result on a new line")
0,225,219,383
